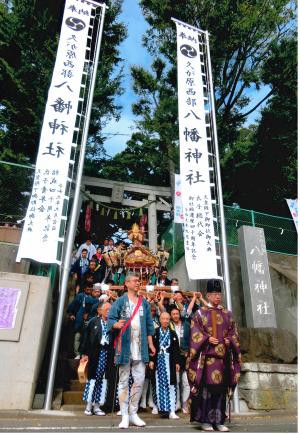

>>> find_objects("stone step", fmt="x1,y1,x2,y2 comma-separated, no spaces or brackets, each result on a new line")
69,379,85,391
63,390,84,405
61,404,85,412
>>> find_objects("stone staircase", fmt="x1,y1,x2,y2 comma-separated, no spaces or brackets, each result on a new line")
60,359,85,410
63,379,85,406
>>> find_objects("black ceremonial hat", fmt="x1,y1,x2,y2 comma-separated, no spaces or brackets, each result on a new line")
206,279,222,293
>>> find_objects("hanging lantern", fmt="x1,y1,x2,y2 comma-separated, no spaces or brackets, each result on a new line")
101,207,105,216
113,210,118,220
139,208,143,217
96,203,99,212
126,210,131,220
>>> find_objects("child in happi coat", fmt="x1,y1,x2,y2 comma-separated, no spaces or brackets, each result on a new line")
149,312,181,419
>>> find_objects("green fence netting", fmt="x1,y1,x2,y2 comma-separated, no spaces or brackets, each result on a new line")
162,206,297,269
0,161,297,269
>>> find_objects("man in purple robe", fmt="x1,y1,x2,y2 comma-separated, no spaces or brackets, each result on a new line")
186,280,241,432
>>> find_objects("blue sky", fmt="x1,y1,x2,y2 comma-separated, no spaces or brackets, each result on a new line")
102,1,270,157
102,0,152,157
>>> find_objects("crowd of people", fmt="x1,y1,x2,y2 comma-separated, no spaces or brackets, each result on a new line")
66,240,241,432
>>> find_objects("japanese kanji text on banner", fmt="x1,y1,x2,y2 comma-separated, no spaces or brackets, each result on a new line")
17,0,99,264
175,21,219,279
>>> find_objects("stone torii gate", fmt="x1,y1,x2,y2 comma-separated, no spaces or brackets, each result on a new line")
81,176,172,250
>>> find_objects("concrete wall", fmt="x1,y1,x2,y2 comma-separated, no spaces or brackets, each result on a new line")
0,272,53,410
0,242,30,274
239,363,297,410
169,247,297,336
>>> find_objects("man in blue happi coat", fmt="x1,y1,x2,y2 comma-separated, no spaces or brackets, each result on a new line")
107,272,156,429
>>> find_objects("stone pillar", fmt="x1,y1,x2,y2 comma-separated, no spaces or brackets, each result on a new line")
238,226,277,328
148,194,157,251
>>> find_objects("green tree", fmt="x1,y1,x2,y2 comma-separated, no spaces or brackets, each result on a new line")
221,34,297,215
139,0,295,151
85,0,127,160
0,0,127,163
0,0,126,220
97,131,170,185
103,0,295,202
0,0,62,161
93,57,179,189
251,34,297,215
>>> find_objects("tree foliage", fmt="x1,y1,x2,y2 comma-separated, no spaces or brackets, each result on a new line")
0,0,126,220
85,0,127,160
96,131,170,185
119,0,296,214
139,0,295,149
0,0,63,162
0,0,127,164
221,34,297,214
94,57,179,187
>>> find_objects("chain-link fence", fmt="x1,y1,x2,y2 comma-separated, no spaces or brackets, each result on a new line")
162,205,298,269
0,161,297,267
0,161,34,226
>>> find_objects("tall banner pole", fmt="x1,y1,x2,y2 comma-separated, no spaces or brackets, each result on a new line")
205,30,240,413
174,20,221,280
44,3,107,410
205,31,232,311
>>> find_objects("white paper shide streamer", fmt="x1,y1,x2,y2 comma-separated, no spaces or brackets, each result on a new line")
17,0,96,264
176,22,218,279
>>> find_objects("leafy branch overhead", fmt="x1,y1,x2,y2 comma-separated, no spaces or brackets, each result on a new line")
116,0,296,215
0,0,127,220
140,0,295,123
0,0,127,163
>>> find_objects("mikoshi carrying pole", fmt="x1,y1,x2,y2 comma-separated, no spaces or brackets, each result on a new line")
205,29,240,413
44,2,107,410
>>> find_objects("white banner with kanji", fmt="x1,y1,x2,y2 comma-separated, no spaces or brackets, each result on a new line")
17,0,100,264
176,21,219,279
285,198,298,231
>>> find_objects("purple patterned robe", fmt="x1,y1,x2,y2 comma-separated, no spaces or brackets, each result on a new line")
186,305,241,424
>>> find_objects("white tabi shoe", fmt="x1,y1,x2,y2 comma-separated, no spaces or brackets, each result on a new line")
129,413,146,427
94,408,106,416
148,399,154,408
118,415,129,429
169,411,180,419
215,424,230,432
199,423,214,431
151,406,158,415
84,409,93,416
117,410,122,416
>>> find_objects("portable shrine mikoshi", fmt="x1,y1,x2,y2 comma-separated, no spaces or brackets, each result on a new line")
102,223,170,285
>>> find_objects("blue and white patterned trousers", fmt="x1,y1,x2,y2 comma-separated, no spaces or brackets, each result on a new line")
155,353,176,413
83,349,108,406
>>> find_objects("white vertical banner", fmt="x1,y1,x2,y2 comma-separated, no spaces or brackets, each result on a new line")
174,174,184,224
175,21,219,279
285,198,298,231
17,0,100,264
